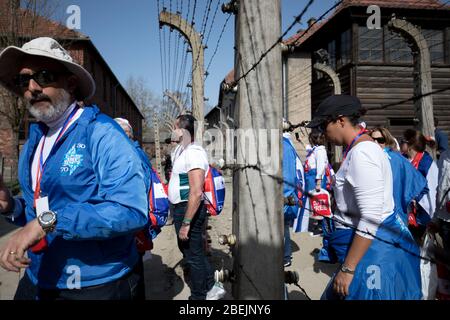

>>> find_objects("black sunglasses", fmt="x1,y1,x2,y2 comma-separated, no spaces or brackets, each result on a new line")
372,137,386,144
14,70,65,89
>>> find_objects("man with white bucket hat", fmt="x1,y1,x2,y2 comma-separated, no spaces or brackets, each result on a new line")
0,37,149,300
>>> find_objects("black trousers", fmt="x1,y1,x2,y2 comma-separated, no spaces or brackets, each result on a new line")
15,263,142,300
171,202,215,300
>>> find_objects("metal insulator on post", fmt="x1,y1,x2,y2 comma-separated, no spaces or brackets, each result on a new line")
222,0,238,14
218,234,237,246
214,268,235,283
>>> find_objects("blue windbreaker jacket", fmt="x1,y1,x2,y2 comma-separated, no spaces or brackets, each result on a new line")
283,136,300,221
9,105,148,289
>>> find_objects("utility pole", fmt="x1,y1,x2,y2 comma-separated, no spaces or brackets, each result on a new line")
388,16,436,157
232,0,284,299
153,114,163,179
159,10,205,134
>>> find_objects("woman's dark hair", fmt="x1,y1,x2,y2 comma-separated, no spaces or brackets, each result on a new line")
176,114,196,140
309,128,326,146
403,129,436,152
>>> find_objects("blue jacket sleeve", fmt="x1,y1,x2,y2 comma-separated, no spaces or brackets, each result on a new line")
283,139,299,218
55,119,149,240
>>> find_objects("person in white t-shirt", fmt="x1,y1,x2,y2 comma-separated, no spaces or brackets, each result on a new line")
168,114,223,300
307,95,422,300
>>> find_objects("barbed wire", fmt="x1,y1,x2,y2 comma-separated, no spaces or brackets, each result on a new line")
200,0,214,38
170,0,181,94
205,13,232,77
157,0,167,108
204,0,221,46
219,160,446,266
231,0,334,88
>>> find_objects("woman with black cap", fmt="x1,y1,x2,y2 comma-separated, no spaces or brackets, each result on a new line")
307,95,422,300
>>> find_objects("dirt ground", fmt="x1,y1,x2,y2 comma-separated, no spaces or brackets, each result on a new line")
0,177,337,300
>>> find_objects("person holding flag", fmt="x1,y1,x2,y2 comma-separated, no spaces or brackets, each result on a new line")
304,129,335,262
402,129,439,242
282,121,305,267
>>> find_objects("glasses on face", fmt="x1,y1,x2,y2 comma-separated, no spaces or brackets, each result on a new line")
14,70,63,89
372,136,386,144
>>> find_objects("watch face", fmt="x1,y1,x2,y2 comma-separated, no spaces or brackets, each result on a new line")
41,211,54,223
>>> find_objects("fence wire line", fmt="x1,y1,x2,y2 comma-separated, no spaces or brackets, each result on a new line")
231,0,343,87
219,162,447,267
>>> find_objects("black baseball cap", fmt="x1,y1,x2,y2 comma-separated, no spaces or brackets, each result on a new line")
307,95,362,128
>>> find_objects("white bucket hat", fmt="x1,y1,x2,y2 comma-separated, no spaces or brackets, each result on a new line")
0,37,95,100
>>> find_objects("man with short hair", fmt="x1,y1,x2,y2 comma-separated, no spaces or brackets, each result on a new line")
0,37,148,300
168,114,223,300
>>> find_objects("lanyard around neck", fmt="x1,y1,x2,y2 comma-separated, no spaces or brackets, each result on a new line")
306,146,317,159
343,128,368,160
34,106,79,204
411,151,424,170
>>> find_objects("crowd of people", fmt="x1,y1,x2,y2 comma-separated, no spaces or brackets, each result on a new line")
0,37,223,300
0,37,449,301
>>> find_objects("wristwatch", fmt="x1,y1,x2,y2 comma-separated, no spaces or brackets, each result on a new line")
38,210,57,233
340,264,355,275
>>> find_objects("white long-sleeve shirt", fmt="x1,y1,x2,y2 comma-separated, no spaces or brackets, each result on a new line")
306,145,328,180
333,141,394,239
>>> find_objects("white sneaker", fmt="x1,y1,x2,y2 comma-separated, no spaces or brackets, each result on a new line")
206,282,226,300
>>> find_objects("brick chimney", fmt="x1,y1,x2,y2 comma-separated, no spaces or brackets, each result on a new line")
307,17,317,28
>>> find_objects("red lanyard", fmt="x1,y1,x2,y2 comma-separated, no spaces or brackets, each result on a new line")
33,106,79,206
411,152,424,170
343,129,368,161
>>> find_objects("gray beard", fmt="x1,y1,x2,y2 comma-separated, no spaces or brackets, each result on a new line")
27,90,72,124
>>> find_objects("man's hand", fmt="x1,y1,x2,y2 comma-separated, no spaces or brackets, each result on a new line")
0,219,46,272
179,224,190,241
333,270,354,298
0,175,13,213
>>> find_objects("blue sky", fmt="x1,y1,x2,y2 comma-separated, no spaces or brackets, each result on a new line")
51,0,337,111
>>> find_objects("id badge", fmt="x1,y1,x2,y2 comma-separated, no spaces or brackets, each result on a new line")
35,196,49,218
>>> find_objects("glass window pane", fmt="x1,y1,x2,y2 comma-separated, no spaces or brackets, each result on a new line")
422,29,444,64
328,40,336,69
339,28,352,66
359,26,383,62
385,29,413,63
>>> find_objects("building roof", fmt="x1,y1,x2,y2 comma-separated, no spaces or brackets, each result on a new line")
340,0,446,9
0,0,88,40
0,0,145,120
223,70,235,86
284,0,450,47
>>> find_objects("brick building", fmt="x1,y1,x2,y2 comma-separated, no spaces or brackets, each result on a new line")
0,0,144,180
